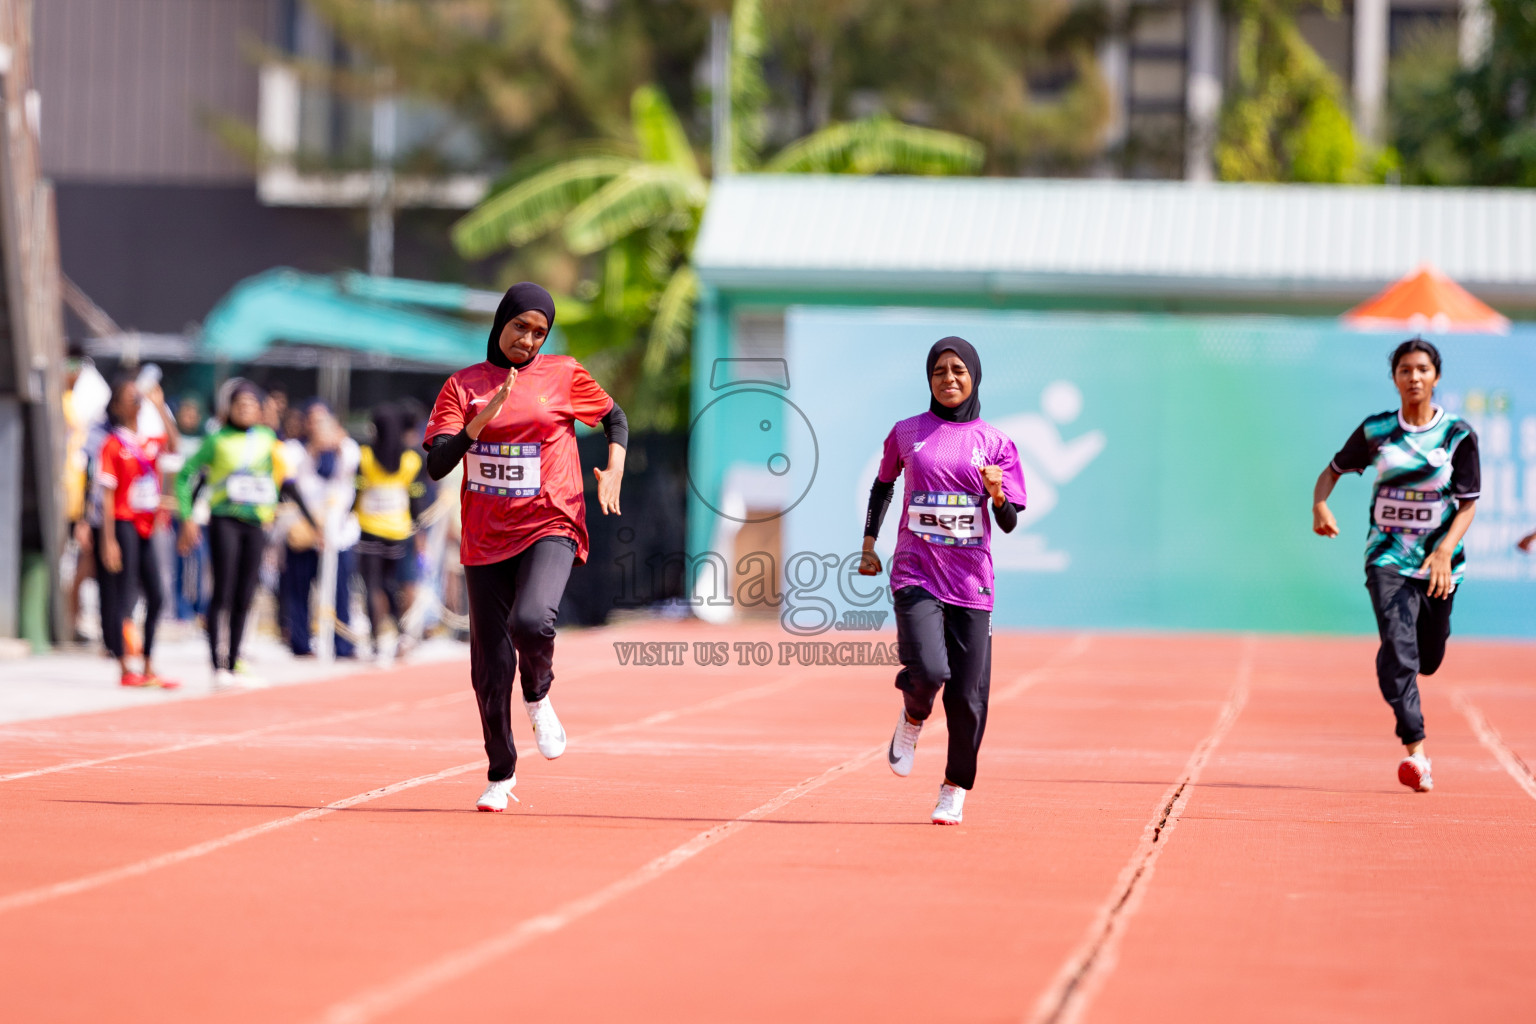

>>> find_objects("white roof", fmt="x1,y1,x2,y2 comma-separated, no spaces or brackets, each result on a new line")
693,176,1536,306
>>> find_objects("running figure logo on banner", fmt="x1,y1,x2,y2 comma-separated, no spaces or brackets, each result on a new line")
991,381,1106,572
856,379,1105,574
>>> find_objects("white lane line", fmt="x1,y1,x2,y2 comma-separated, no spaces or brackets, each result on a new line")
318,745,887,1024
618,673,805,728
0,761,482,915
997,633,1093,702
1025,636,1255,1024
1451,689,1536,803
0,658,647,784
0,672,815,916
0,692,470,784
316,633,1094,1024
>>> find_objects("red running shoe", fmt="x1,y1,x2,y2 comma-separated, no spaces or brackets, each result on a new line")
1398,754,1434,792
143,674,181,691
120,671,148,688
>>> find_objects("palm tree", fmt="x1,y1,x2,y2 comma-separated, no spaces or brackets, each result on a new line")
450,0,983,428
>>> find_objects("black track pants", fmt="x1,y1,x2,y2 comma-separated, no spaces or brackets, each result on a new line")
207,515,266,671
95,521,164,661
1366,565,1455,746
892,585,993,790
464,537,576,782
358,545,404,636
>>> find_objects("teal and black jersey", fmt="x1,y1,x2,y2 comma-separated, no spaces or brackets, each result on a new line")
1331,407,1481,583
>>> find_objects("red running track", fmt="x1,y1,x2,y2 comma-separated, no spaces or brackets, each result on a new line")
1,623,1533,1023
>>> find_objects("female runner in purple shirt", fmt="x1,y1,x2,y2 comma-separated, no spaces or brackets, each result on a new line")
859,337,1027,824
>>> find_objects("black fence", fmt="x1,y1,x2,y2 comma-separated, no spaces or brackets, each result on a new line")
558,431,689,627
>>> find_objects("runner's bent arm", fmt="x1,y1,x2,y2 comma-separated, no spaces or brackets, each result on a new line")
592,400,628,516
600,403,628,449
425,369,510,481
174,432,216,521
426,431,473,481
146,382,182,452
981,463,1024,533
278,480,319,530
991,499,1021,533
1424,500,1476,598
97,441,123,572
864,480,894,542
1312,466,1342,537
1317,422,1371,538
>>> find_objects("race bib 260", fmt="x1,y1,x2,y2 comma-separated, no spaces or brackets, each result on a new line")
466,441,541,498
1373,487,1446,535
906,491,985,547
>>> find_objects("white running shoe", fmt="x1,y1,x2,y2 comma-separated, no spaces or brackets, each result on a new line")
230,663,269,688
376,632,398,667
213,668,236,690
524,697,567,759
888,710,923,777
932,782,966,825
1398,753,1434,792
476,775,518,812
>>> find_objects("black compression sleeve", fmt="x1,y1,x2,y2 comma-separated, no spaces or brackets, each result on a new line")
992,499,1023,534
279,480,318,529
426,430,474,482
601,402,629,449
864,479,895,539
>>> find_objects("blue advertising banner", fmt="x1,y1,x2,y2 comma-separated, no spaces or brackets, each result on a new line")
742,308,1536,637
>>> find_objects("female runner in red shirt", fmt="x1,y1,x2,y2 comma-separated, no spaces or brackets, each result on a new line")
97,375,181,689
424,284,626,811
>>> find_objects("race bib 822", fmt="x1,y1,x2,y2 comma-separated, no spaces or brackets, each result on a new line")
906,491,986,547
466,441,541,498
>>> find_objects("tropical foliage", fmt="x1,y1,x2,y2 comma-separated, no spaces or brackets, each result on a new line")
451,0,986,428
1216,0,1387,183
226,0,1126,423
755,0,1110,174
1388,0,1536,187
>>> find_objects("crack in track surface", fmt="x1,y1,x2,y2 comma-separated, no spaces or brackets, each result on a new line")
1027,638,1254,1024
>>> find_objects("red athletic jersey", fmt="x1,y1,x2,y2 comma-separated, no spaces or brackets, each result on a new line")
98,429,165,538
426,356,613,566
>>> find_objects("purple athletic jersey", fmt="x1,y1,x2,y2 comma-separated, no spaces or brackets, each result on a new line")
877,412,1028,610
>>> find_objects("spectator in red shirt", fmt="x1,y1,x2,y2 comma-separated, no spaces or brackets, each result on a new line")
97,376,181,689
424,283,627,812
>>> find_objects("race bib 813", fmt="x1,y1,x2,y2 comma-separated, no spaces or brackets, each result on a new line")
466,441,541,498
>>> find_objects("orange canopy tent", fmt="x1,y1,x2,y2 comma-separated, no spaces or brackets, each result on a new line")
1342,264,1510,333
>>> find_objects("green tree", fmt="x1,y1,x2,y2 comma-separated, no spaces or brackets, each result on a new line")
1389,0,1536,187
281,0,681,169
1216,0,1383,183
759,0,1110,174
451,0,984,428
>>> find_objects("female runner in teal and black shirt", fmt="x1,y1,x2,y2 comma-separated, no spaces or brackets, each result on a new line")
1312,338,1480,794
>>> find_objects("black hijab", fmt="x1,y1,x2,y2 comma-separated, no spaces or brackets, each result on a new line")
221,378,267,428
926,336,982,422
487,282,557,369
370,402,407,474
